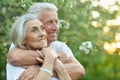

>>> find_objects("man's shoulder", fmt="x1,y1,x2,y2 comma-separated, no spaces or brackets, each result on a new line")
50,40,66,49
51,40,65,45
50,40,74,57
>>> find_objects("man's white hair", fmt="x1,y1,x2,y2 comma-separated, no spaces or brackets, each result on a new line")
28,2,58,19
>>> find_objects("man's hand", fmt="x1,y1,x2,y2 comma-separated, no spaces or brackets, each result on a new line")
19,65,40,80
58,52,85,79
58,52,72,64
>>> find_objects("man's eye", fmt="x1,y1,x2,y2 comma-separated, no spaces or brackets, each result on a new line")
55,20,58,24
47,21,53,24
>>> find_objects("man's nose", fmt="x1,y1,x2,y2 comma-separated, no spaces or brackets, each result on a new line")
52,21,58,30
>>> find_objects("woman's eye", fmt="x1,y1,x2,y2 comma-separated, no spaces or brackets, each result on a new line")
41,25,44,30
31,29,37,32
42,27,44,30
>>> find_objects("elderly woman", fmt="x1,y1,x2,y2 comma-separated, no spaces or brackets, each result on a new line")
7,13,71,80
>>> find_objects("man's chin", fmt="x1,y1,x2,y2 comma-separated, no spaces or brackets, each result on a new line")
51,38,57,42
48,38,57,43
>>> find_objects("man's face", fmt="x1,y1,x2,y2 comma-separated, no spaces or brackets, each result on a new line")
40,10,59,44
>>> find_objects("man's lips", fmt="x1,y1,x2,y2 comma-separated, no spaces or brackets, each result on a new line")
48,32,57,36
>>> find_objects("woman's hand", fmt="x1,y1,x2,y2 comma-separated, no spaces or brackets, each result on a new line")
34,47,58,80
41,47,58,61
36,50,44,64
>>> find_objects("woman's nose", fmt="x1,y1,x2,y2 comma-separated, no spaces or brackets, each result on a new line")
38,30,46,37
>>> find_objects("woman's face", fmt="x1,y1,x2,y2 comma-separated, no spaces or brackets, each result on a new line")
23,19,47,50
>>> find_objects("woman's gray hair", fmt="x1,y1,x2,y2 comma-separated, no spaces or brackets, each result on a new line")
10,14,38,49
28,2,58,19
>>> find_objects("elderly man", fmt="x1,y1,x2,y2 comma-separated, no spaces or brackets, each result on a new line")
7,2,85,80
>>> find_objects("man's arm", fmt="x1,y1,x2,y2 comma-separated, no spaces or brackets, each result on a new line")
7,47,39,66
8,47,85,79
58,52,85,79
64,56,85,80
17,55,85,80
54,59,71,80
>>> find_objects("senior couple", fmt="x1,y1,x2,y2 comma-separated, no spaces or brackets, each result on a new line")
7,2,85,80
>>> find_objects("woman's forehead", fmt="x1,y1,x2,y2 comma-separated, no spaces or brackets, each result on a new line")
25,19,42,27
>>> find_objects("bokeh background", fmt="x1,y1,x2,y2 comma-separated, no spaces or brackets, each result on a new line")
0,0,120,80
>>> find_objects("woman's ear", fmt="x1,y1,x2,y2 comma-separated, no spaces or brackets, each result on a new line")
22,41,25,46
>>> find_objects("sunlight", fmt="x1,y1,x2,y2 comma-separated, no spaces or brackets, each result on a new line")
109,5,119,12
91,11,100,19
114,16,120,25
118,0,120,4
91,21,98,27
91,0,120,28
106,20,113,26
115,33,120,41
80,0,89,3
106,17,120,26
99,0,116,9
116,42,120,48
103,26,110,33
103,42,116,54
103,33,120,55
92,0,99,7
118,51,120,55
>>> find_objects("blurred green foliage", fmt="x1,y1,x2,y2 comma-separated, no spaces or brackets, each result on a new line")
0,0,120,80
